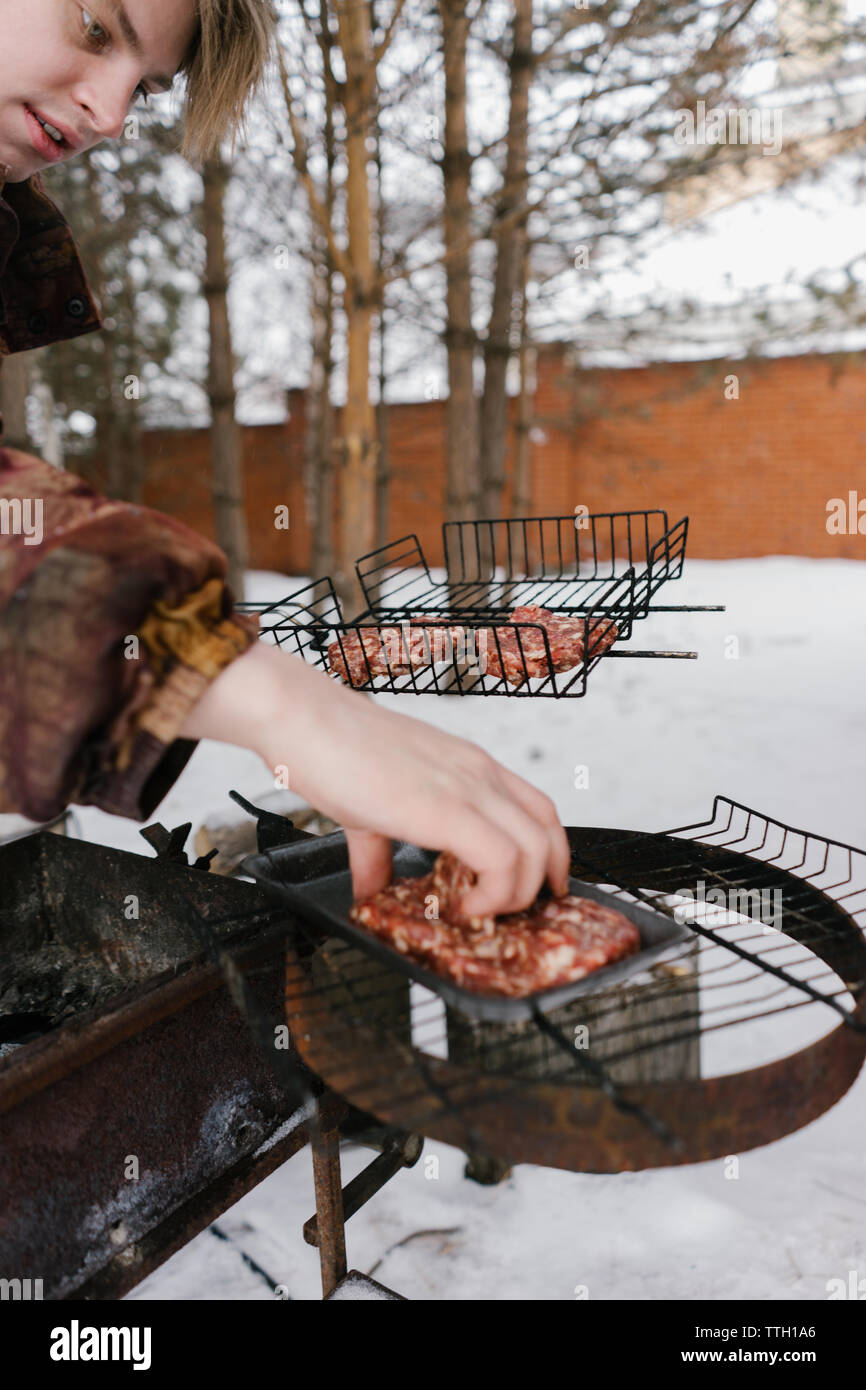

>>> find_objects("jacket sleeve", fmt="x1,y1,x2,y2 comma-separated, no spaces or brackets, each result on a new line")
0,446,260,823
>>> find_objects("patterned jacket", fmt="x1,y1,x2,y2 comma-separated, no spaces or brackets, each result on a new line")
0,167,259,823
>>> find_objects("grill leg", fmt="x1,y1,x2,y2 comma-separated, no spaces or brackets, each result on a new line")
311,1121,347,1297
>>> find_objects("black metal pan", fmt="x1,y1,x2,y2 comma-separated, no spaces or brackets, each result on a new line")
242,832,693,1023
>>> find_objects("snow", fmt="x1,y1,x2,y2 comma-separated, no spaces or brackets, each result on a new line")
325,1271,405,1300
250,1100,318,1158
22,555,866,1301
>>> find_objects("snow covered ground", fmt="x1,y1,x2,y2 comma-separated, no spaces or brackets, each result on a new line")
30,555,866,1301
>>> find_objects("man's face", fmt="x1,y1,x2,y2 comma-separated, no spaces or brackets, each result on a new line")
0,0,198,182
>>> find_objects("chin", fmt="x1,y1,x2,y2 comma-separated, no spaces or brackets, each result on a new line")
2,167,30,184
0,155,36,182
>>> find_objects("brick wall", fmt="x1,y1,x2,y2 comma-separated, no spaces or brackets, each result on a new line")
79,346,866,574
531,348,866,562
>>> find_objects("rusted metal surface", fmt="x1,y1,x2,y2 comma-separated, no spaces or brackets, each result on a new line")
73,1111,315,1299
0,946,314,1298
283,828,866,1173
72,1088,348,1300
310,1114,348,1297
0,830,326,1299
0,932,287,1115
288,950,866,1171
0,824,421,1301
0,831,281,1030
304,1129,422,1246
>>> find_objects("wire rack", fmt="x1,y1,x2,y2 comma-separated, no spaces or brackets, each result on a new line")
241,578,635,698
234,795,866,1170
356,511,689,619
235,511,713,698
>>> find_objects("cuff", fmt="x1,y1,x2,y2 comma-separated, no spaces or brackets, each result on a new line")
77,579,260,820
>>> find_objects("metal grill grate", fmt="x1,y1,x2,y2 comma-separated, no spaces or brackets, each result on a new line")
232,796,866,1171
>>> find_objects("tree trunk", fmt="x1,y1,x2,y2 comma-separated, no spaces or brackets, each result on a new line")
447,942,701,1183
82,162,125,498
334,0,378,617
513,237,534,517
306,252,337,580
304,0,339,582
439,0,478,527
202,155,247,600
32,355,64,468
478,0,533,526
373,86,390,552
0,352,30,451
119,274,145,503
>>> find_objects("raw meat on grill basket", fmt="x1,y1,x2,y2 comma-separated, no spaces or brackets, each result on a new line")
349,851,641,998
482,604,619,688
327,606,616,687
328,618,466,685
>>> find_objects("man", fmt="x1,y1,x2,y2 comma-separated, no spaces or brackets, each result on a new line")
0,0,569,918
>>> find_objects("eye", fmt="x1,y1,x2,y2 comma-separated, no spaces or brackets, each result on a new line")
79,8,150,108
81,7,110,49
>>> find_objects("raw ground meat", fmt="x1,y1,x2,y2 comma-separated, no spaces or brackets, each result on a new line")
482,604,619,688
327,606,617,688
349,850,641,998
328,618,466,685
327,627,408,684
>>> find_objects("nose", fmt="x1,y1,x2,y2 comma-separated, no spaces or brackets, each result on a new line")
72,73,139,142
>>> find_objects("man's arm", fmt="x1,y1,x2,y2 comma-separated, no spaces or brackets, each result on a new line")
179,640,571,917
0,446,569,915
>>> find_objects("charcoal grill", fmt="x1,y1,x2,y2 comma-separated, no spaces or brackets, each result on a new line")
239,795,866,1172
237,510,723,698
0,825,418,1300
5,794,863,1299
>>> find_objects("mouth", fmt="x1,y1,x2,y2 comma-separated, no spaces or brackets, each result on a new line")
23,105,77,161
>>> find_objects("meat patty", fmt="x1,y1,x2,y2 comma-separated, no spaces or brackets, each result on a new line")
327,627,409,684
482,604,618,688
349,850,641,997
326,606,617,688
328,618,467,685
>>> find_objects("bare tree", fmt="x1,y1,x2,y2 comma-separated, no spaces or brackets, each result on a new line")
276,0,405,612
304,0,340,580
440,0,480,522
478,0,532,522
202,154,248,599
40,138,194,490
0,354,30,452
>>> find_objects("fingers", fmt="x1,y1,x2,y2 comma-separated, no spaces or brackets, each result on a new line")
448,785,568,920
497,770,571,898
344,827,394,903
442,813,527,920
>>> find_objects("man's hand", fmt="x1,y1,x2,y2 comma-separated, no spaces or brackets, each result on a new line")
180,641,571,918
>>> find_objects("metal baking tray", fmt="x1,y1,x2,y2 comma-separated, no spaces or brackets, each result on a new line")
242,832,694,1022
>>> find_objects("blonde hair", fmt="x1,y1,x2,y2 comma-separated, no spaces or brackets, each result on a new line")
178,0,277,164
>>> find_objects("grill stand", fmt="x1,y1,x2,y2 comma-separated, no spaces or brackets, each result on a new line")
305,1121,423,1295
0,826,417,1301
310,1118,347,1295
